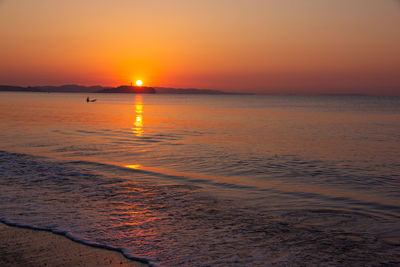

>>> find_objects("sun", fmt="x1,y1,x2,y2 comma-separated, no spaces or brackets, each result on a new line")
136,80,143,86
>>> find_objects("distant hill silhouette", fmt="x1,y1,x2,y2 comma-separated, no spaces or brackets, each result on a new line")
98,86,156,94
0,85,43,92
0,84,232,94
39,84,107,93
0,84,105,93
154,87,227,94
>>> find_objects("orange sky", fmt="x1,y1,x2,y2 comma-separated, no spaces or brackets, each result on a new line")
0,0,399,94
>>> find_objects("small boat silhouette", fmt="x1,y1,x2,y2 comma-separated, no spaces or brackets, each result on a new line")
90,99,97,102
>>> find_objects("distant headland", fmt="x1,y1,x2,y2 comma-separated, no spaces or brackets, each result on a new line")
0,84,234,95
98,85,156,94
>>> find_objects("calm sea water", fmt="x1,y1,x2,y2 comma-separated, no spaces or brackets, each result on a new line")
1,92,399,266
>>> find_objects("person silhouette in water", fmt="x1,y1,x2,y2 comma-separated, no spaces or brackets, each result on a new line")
86,97,89,103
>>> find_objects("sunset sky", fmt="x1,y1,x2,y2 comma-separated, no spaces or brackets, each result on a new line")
1,0,399,94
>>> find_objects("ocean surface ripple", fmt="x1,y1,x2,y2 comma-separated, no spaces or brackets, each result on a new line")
1,151,399,266
1,93,400,266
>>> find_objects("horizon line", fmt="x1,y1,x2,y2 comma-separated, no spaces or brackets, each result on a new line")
1,84,399,97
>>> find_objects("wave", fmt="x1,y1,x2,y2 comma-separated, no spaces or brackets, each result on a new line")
1,150,399,266
67,158,400,219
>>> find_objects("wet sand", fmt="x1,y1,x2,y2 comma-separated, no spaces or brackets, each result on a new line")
0,222,148,267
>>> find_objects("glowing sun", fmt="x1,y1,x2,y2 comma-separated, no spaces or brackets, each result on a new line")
136,80,143,86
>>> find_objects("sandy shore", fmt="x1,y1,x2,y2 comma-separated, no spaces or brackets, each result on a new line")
0,222,148,267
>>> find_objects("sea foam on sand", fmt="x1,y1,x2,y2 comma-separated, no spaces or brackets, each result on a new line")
0,222,148,267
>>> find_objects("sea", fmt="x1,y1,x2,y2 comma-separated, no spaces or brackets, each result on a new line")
0,92,399,266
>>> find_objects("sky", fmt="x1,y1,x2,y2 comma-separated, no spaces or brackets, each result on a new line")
0,0,399,94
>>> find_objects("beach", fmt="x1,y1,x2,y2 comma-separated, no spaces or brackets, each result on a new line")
0,222,147,267
1,0,400,265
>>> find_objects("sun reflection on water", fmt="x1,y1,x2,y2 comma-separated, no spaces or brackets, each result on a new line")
132,95,144,136
125,164,142,169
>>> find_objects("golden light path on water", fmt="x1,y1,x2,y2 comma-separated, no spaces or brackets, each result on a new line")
132,95,144,137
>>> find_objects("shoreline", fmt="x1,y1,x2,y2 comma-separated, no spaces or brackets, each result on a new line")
0,222,148,267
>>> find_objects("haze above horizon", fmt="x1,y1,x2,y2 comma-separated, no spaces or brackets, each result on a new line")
1,0,399,95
